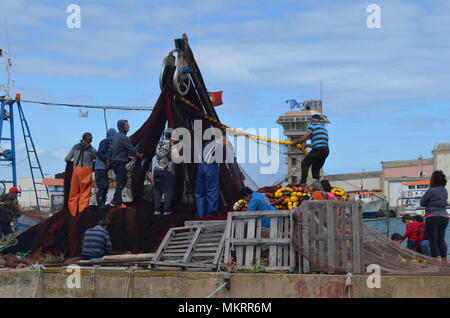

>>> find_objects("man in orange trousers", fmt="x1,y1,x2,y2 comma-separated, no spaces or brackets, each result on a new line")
65,132,97,216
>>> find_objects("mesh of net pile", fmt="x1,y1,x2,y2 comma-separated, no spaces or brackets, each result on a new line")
292,202,450,275
1,41,450,275
0,60,249,259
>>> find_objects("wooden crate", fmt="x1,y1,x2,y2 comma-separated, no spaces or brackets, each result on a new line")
223,211,295,271
294,200,363,274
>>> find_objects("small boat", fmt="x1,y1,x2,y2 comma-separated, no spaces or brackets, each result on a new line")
354,191,383,218
362,199,384,218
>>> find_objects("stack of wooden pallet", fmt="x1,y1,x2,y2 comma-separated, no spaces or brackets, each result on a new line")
149,220,227,271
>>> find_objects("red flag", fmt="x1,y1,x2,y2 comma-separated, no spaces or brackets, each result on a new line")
208,91,223,107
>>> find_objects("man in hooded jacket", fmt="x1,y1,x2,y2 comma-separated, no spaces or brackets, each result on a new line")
110,120,143,208
94,128,117,208
65,132,97,216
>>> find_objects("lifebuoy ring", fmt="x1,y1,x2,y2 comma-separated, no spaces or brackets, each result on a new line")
407,191,413,197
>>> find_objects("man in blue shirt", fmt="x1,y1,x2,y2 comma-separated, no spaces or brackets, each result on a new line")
291,114,329,186
81,220,112,260
239,187,277,227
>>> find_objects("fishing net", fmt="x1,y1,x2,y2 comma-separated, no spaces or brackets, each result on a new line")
293,201,450,275
0,41,249,260
3,36,450,276
362,223,450,275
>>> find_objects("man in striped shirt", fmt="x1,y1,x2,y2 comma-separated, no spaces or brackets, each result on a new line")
291,114,329,186
81,220,112,260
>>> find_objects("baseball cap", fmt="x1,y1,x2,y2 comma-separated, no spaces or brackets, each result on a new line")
9,187,19,193
311,114,322,120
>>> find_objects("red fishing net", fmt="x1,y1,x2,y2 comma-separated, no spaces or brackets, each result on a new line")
1,46,250,260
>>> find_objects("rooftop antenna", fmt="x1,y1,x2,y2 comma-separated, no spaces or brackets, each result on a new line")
320,80,323,104
418,153,423,177
361,168,365,190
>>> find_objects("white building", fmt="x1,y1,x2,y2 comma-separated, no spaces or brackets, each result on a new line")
325,171,382,195
433,143,450,195
324,142,450,213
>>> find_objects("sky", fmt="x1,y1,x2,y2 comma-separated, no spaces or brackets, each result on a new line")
0,0,448,187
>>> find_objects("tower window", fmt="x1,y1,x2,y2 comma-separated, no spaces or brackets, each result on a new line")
292,176,297,184
292,158,297,166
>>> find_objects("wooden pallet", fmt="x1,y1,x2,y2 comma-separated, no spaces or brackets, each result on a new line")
223,211,296,271
295,200,364,274
149,221,226,271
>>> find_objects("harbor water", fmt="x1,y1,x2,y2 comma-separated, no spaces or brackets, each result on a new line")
364,217,450,247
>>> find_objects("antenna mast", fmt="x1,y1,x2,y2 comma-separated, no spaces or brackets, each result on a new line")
3,18,11,99
320,80,323,103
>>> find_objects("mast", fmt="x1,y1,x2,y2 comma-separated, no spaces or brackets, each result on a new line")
5,19,11,99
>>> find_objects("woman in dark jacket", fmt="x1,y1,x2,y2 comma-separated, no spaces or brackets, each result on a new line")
420,170,449,258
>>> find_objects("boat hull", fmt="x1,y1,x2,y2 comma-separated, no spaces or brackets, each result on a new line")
362,199,383,218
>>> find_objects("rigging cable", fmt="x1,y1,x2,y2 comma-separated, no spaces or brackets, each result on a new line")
12,98,154,133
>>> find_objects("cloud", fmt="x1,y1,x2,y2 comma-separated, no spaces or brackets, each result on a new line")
5,0,450,108
50,148,70,160
15,142,46,156
14,55,131,78
1,0,449,178
392,114,448,132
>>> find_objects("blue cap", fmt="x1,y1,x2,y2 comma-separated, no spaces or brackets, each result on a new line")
311,114,322,120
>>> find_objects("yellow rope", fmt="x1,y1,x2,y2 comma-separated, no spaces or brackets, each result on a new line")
177,96,308,156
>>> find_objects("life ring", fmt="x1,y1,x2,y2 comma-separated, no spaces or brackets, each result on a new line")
407,191,413,197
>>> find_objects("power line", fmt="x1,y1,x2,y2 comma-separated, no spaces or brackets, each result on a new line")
18,99,154,111
9,98,155,133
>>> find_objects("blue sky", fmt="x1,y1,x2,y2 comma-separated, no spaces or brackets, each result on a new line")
0,0,449,187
